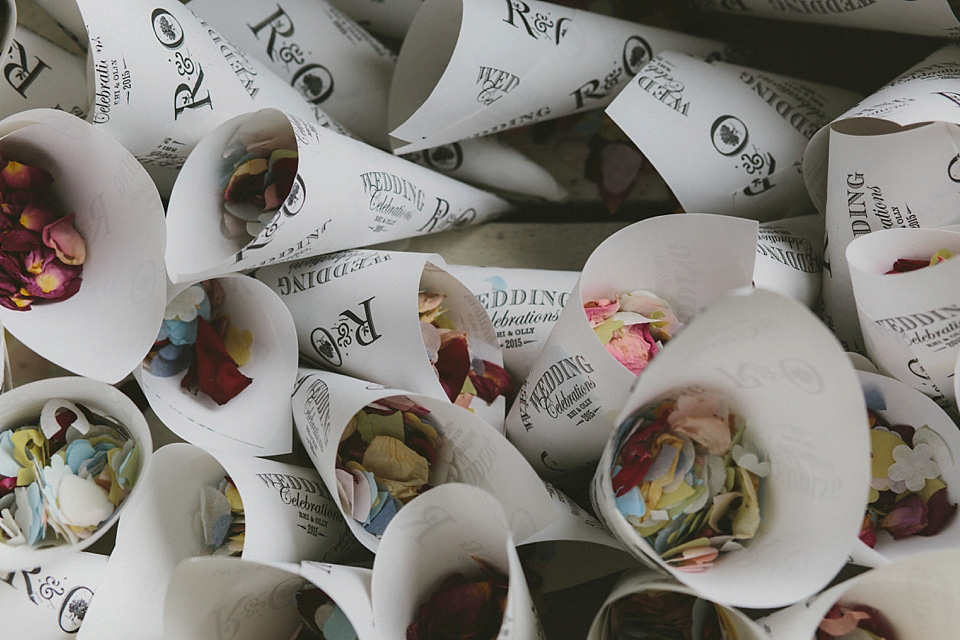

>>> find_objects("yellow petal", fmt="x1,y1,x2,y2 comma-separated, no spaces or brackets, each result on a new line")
871,429,904,479
224,326,253,366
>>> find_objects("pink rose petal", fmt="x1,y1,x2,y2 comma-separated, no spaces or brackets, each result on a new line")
42,214,86,265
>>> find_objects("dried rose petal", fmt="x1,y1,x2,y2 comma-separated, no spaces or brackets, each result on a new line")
18,200,58,232
435,335,471,403
181,316,253,405
23,247,54,275
223,158,268,205
407,558,508,640
21,259,82,299
605,322,658,376
920,487,957,537
467,360,514,404
858,513,877,548
1,161,53,191
1,228,41,252
584,298,619,327
879,493,928,539
42,214,86,265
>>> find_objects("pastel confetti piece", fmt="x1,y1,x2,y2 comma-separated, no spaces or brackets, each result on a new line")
58,473,114,529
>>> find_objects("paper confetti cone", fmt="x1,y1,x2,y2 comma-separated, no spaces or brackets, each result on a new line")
257,249,508,430
0,108,167,384
850,370,960,568
0,376,153,572
0,25,87,120
134,274,299,457
327,0,424,40
847,227,960,413
387,0,726,153
371,483,543,640
591,288,869,608
806,44,960,353
586,570,766,640
446,264,580,382
505,213,757,479
166,108,511,283
291,368,557,552
754,214,824,309
606,53,860,221
77,443,352,640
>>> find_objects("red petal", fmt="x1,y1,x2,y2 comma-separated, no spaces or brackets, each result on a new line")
435,335,471,403
467,360,514,403
183,316,253,405
1,161,53,191
920,487,957,537
858,514,877,548
879,494,928,539
1,228,41,252
886,258,930,274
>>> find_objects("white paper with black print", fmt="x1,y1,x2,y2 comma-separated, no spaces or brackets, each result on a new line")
185,0,567,201
0,109,167,384
77,444,353,640
326,0,423,40
691,0,960,39
388,0,726,153
586,570,766,640
371,483,543,640
591,288,870,609
257,249,507,430
760,549,960,640
163,557,305,640
73,0,346,194
607,52,861,221
753,214,823,309
505,214,757,479
166,108,511,283
290,368,557,553
134,274,299,457
847,227,960,413
445,264,580,382
0,551,107,639
299,562,379,640
0,25,87,120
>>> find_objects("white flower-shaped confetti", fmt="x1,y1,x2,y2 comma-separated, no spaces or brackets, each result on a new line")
732,443,771,478
887,442,942,492
163,285,206,322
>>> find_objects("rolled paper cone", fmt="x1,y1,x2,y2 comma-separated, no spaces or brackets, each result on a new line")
445,264,580,381
807,46,960,351
586,570,766,640
290,368,557,553
327,0,424,41
166,108,511,283
187,0,567,202
849,351,882,374
164,556,305,640
590,288,870,608
0,108,166,384
760,549,960,639
754,214,824,309
371,483,542,640
0,25,87,120
846,227,960,412
606,53,861,221
517,482,636,593
0,376,153,572
505,213,758,479
0,551,108,638
388,0,727,154
299,562,379,640
257,249,507,430
77,444,352,640
849,371,960,568
690,0,960,38
133,274,299,457
72,0,348,195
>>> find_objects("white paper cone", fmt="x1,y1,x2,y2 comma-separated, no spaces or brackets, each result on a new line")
517,482,636,593
586,570,766,640
445,264,580,382
163,556,305,640
754,214,823,309
847,228,960,412
591,288,869,608
184,0,566,201
258,249,507,430
371,483,542,640
849,351,881,374
760,550,960,639
77,444,352,640
0,108,166,384
134,274,299,457
299,562,378,640
0,377,153,572
166,108,511,283
691,0,960,38
0,26,87,120
606,54,861,221
326,0,423,40
29,1,85,46
74,0,347,194
505,213,758,478
849,371,960,568
290,368,557,553
388,0,726,153
0,551,108,639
